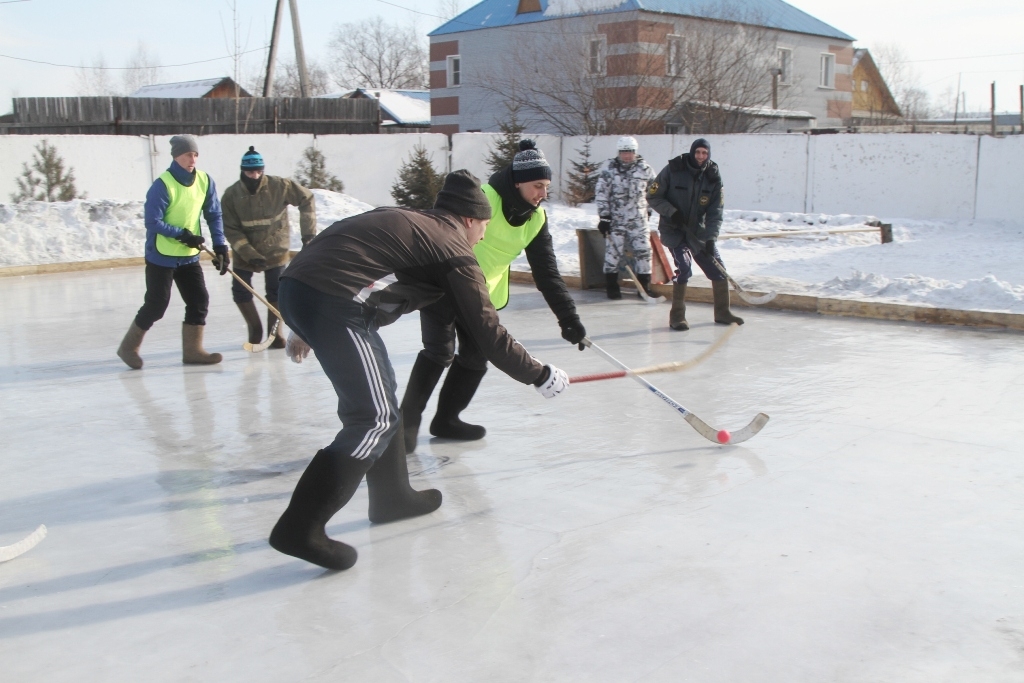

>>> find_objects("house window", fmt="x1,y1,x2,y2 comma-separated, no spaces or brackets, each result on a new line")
861,80,869,92
819,53,835,88
589,36,607,75
667,34,684,77
447,55,461,88
777,47,792,84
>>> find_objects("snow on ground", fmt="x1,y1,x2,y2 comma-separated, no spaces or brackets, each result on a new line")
0,190,373,267
2,190,1023,314
527,202,1024,314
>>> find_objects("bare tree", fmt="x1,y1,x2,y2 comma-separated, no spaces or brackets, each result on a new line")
74,54,119,96
437,0,462,21
247,58,333,97
121,42,161,95
873,42,932,121
327,17,428,90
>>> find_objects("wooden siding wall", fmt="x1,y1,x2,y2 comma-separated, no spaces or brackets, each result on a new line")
4,97,380,135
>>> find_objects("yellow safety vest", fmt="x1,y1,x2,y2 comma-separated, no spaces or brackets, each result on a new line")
473,184,546,310
155,169,209,257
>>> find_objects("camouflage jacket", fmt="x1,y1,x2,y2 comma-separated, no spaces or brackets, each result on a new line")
594,156,657,227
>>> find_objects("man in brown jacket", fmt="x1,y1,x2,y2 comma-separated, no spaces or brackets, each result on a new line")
221,146,316,347
269,170,569,572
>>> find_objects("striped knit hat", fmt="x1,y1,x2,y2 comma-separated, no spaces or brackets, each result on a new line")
511,139,551,183
241,146,265,170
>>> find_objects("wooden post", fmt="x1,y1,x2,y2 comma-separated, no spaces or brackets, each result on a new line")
1019,84,1023,134
263,0,285,97
990,81,996,136
288,0,310,98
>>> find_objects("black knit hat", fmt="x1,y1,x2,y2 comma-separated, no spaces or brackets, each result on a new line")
690,138,711,157
511,139,552,183
433,169,492,220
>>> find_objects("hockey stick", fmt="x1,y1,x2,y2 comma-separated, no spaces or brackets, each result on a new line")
623,263,666,304
709,255,777,305
582,337,769,445
0,524,47,563
200,246,283,353
571,323,737,383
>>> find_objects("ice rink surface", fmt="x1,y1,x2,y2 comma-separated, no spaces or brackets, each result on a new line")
2,267,1024,682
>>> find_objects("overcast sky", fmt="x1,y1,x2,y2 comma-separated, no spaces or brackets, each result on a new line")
1,0,1022,115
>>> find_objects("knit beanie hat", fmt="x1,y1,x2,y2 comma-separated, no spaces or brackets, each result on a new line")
690,138,711,157
433,169,492,220
241,146,265,170
511,140,552,183
169,135,198,158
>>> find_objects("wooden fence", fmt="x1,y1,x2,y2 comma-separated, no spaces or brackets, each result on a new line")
2,97,380,135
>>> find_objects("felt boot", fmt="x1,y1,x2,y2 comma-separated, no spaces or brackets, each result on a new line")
669,282,689,331
117,321,147,369
269,449,373,570
429,362,487,441
636,273,654,299
182,323,222,365
267,308,286,349
236,300,262,344
367,418,442,524
605,272,622,300
399,352,446,453
713,280,744,325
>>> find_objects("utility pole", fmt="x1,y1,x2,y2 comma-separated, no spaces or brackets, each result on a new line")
263,0,285,97
987,81,995,136
953,73,961,124
289,0,310,98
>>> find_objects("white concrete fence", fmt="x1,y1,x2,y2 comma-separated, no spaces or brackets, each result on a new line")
1,132,1021,221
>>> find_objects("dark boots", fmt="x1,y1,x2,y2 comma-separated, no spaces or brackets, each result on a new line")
236,300,263,344
429,362,487,441
269,449,373,570
636,273,654,299
367,418,442,524
267,308,286,349
669,282,688,330
713,280,745,325
605,272,622,300
182,324,222,365
399,352,446,453
117,321,147,369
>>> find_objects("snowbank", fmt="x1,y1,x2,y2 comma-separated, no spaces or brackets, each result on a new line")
0,190,373,268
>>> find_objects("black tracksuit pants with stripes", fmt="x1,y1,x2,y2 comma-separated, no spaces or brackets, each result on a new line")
279,277,398,464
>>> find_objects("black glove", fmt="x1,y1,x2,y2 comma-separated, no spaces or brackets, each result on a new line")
177,232,205,249
213,244,230,275
559,317,587,350
597,218,611,237
703,239,716,256
301,234,315,247
670,211,686,228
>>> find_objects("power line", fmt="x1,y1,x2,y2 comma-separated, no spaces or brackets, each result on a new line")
0,46,268,70
0,0,34,5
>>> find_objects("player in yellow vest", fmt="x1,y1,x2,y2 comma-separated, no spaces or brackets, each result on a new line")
116,135,231,369
399,140,587,452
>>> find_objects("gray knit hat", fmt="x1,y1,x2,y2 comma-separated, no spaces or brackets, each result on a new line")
511,139,551,183
170,135,199,158
434,169,492,220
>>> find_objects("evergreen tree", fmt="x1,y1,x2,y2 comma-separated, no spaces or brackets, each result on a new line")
390,144,445,209
11,140,85,202
484,102,526,175
294,146,344,192
563,136,599,206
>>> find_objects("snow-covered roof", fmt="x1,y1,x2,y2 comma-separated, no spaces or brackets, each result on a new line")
130,78,232,98
322,89,430,126
430,0,854,41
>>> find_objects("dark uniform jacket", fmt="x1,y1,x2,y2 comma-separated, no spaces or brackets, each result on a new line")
283,207,545,385
648,153,724,252
221,174,316,271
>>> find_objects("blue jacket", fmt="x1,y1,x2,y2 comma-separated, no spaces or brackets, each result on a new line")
144,161,226,268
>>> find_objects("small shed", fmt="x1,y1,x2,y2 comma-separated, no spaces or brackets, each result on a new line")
328,89,431,131
130,77,251,99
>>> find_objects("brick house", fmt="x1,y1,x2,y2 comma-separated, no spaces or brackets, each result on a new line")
428,0,855,134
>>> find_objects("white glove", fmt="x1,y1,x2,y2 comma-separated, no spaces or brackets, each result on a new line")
285,332,311,364
534,364,569,399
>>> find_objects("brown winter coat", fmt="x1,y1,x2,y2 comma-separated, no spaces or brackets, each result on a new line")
221,174,316,271
284,207,546,385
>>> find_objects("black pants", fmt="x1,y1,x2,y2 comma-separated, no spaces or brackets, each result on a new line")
419,298,487,372
231,265,284,304
134,261,210,330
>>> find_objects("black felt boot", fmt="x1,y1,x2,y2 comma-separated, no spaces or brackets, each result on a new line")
429,361,487,441
399,352,446,453
267,307,286,349
605,272,622,300
236,300,263,344
367,418,442,524
269,449,373,570
636,273,654,299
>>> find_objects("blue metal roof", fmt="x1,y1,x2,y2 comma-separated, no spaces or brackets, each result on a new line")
429,0,853,41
